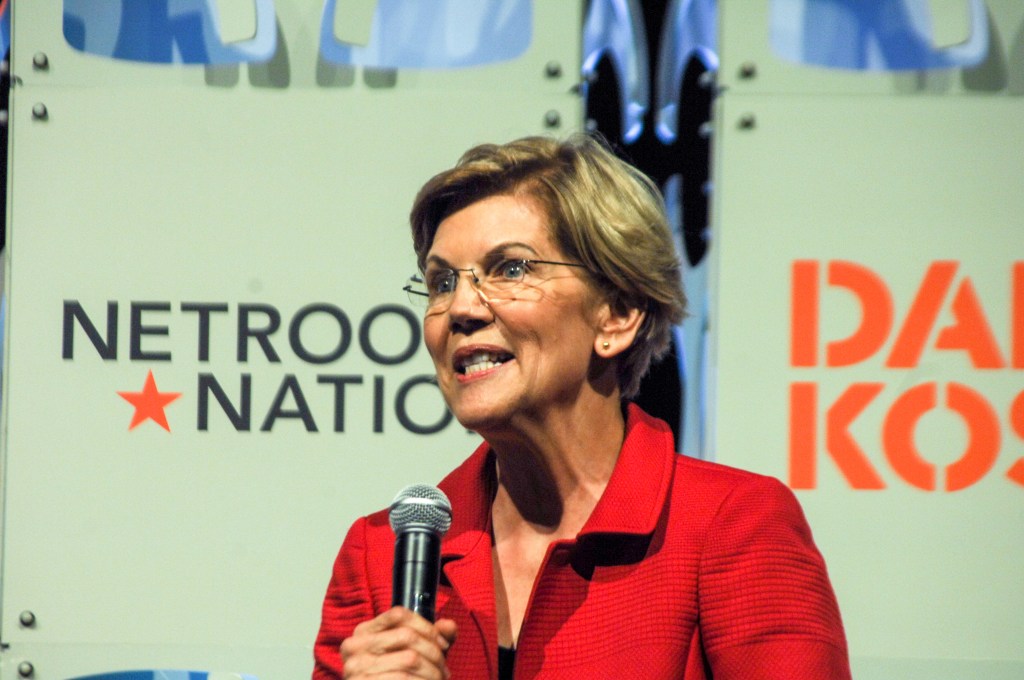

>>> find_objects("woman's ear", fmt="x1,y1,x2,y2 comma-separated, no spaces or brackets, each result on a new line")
594,303,644,357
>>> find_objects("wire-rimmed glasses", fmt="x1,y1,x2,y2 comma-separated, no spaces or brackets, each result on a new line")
403,258,588,313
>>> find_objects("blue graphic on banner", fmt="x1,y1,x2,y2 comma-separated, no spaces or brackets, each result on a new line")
582,0,650,143
62,0,277,65
655,0,717,144
68,672,257,680
0,0,10,57
770,0,990,70
319,0,531,69
664,174,710,459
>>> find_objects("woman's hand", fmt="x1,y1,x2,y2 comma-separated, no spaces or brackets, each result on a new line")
340,606,458,679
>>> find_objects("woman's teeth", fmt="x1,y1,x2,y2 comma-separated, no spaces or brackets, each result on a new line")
462,351,505,375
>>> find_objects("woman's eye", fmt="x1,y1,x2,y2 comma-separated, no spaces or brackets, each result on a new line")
497,260,528,280
429,271,457,294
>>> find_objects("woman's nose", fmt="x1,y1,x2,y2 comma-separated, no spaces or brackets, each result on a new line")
446,273,492,324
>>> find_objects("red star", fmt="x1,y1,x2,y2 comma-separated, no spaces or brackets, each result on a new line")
117,370,182,431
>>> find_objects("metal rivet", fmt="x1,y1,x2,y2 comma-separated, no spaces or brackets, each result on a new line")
18,662,34,678
738,114,756,130
544,110,561,128
32,103,48,120
698,70,716,89
544,61,562,78
32,53,49,70
19,611,36,627
738,62,757,79
698,121,713,139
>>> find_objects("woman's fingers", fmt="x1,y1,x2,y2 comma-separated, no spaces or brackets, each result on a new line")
341,607,456,679
435,618,458,648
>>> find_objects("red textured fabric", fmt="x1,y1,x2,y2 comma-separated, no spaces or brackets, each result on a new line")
313,405,851,679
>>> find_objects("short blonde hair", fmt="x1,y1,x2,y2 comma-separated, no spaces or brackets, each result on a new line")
410,134,686,398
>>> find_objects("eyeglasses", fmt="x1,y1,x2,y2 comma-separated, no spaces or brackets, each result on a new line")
404,258,589,313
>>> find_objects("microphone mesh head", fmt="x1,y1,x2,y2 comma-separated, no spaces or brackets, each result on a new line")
389,484,453,535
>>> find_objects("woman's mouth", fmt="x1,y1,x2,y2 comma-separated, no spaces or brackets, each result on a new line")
457,350,514,376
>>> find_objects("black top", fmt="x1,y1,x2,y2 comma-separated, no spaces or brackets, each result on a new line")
498,645,516,680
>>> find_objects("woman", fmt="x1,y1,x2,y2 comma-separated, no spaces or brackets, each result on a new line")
314,135,851,679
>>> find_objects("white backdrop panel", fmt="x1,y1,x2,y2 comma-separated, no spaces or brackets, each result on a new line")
713,1,1024,677
0,1,583,677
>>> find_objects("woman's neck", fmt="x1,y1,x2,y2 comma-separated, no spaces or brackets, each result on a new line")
488,396,626,534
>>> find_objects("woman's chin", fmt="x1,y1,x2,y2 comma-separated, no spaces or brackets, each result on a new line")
450,402,513,435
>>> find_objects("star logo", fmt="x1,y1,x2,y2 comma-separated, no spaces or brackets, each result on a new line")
118,370,182,431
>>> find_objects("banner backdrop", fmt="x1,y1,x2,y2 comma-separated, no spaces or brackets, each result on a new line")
0,1,582,677
711,0,1022,677
4,1,1023,678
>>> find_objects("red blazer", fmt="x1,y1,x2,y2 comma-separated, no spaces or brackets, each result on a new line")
314,405,851,679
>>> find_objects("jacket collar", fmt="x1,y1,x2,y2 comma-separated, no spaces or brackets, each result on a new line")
579,403,676,537
436,444,498,678
438,443,496,559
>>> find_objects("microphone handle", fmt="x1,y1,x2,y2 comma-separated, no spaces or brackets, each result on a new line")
392,529,441,622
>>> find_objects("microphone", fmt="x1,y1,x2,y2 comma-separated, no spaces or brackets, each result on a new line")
389,484,452,622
